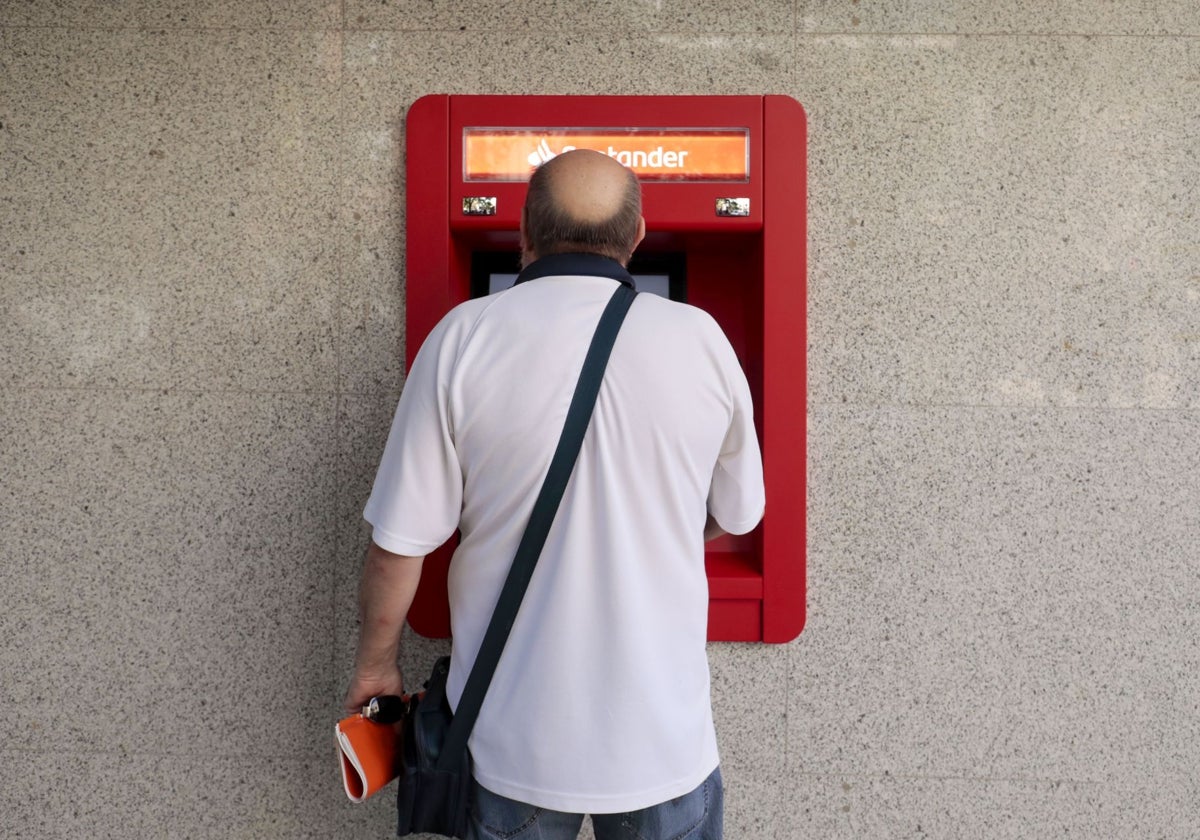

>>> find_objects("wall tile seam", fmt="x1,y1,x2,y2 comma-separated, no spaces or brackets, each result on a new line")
783,635,794,816
786,770,1109,787
2,394,1193,412
0,25,347,34
806,401,1200,415
331,17,351,699
0,748,1139,786
332,24,348,397
2,25,1196,38
0,386,345,396
332,388,350,710
795,31,1200,39
339,28,805,37
9,392,1194,409
0,747,335,761
0,25,803,35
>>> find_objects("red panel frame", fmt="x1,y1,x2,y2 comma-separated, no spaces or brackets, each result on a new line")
403,95,806,643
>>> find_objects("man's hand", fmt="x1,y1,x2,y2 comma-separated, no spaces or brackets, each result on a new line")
343,542,425,714
343,664,406,715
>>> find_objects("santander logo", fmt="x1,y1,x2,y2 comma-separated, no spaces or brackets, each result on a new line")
527,138,690,170
462,128,747,181
527,139,559,166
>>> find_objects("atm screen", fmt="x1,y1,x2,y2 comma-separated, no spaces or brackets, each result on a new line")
470,251,686,301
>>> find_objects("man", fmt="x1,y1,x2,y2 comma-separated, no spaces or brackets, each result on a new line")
345,149,764,839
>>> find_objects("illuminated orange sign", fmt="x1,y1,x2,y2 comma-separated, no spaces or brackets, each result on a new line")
463,128,749,182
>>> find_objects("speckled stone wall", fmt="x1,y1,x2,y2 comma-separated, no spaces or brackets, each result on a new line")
1,2,1197,837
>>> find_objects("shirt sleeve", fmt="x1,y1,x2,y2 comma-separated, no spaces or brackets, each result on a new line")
706,343,765,536
363,317,464,556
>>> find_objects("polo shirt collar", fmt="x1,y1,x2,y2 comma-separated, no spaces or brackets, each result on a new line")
513,252,637,290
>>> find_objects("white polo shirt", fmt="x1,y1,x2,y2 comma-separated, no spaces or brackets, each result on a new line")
364,253,764,814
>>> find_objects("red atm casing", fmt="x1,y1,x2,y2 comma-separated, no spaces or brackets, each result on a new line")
404,95,805,643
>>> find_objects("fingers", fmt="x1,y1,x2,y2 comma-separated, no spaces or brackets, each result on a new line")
342,668,406,715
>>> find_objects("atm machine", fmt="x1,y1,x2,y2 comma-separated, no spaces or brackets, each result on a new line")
403,95,806,643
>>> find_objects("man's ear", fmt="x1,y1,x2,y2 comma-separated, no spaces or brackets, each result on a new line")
633,216,646,250
519,207,537,267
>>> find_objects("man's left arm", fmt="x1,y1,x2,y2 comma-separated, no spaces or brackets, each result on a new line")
343,541,425,713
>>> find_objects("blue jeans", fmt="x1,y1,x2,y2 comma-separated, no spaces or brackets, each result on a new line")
466,767,723,840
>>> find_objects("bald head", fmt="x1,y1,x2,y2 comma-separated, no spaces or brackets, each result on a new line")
522,149,645,267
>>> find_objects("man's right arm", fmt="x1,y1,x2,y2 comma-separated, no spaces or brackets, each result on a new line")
343,541,425,713
704,318,766,537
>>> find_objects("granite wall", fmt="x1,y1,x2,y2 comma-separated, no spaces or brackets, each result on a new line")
2,1,1197,837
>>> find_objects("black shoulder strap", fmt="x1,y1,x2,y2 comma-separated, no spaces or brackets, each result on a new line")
436,283,637,770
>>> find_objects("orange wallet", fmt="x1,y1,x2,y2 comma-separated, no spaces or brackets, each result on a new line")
335,713,399,802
